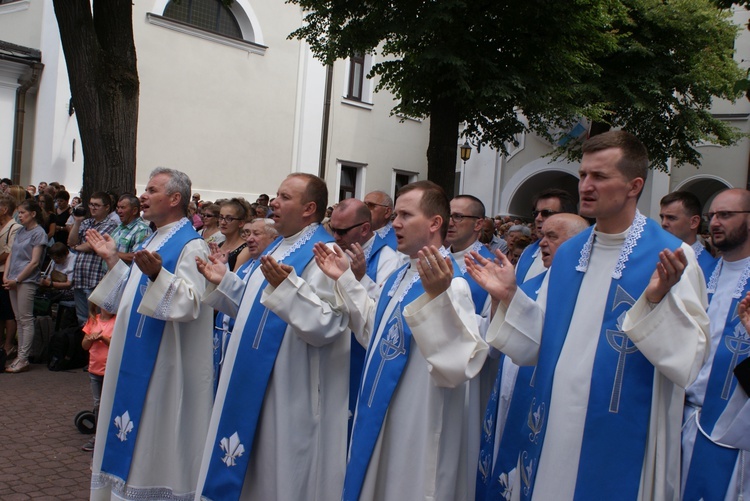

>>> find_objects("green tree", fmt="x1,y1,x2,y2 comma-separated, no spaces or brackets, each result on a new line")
290,0,743,193
52,0,139,201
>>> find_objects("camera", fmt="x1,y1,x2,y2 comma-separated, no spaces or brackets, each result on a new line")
73,205,87,217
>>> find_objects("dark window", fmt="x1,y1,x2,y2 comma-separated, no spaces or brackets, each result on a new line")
395,173,411,194
347,53,365,101
164,0,242,39
339,166,357,201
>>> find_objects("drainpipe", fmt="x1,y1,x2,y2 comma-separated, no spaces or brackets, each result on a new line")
318,63,333,180
12,62,43,185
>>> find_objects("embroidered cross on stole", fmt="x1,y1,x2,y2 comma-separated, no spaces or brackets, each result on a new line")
518,218,682,501
683,259,750,501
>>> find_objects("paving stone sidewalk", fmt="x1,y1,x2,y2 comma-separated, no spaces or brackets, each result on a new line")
0,364,92,500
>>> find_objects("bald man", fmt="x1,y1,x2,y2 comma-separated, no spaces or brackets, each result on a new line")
682,188,750,501
476,213,589,501
329,198,403,440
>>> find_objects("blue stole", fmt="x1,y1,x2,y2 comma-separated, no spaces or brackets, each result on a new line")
518,218,681,500
463,242,495,315
349,236,391,441
515,241,540,284
683,260,750,501
342,259,461,501
694,242,719,284
375,222,398,250
100,220,201,484
201,225,333,501
476,271,546,501
212,260,255,396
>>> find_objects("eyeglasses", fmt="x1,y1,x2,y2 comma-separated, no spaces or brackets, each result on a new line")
702,210,750,222
88,203,104,209
532,209,559,219
218,215,241,223
330,221,367,236
200,213,217,218
240,230,252,237
450,213,481,223
364,201,390,210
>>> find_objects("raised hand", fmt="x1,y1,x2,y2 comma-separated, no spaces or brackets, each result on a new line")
260,255,292,288
196,254,228,285
347,242,366,281
313,242,349,281
416,246,453,299
86,230,117,260
465,249,517,306
208,241,228,265
645,248,687,304
134,250,163,282
738,291,750,333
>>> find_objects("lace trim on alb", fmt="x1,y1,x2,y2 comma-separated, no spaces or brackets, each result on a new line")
276,224,319,264
707,259,750,299
387,247,449,303
576,210,646,279
91,471,195,501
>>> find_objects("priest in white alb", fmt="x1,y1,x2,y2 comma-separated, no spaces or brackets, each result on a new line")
87,168,214,500
466,131,709,501
315,180,489,501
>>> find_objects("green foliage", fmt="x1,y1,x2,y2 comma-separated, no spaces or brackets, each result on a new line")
289,0,745,176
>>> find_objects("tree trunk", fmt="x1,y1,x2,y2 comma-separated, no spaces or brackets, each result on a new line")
52,0,139,202
426,97,460,196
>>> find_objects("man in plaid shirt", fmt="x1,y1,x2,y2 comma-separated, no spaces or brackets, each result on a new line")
110,194,152,265
68,192,118,325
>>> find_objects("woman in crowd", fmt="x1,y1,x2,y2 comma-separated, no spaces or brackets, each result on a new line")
199,203,225,246
217,198,251,272
53,190,72,244
4,200,47,373
38,193,56,242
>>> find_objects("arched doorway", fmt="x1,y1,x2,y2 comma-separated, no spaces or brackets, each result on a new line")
675,175,732,211
506,170,579,219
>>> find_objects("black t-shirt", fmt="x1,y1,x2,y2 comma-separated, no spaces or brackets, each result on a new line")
53,207,71,244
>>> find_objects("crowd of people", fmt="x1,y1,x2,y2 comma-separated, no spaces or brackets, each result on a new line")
2,129,750,501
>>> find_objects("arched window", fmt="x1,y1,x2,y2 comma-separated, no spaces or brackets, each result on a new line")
163,0,242,39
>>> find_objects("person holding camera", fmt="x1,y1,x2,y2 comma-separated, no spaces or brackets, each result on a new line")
68,193,118,326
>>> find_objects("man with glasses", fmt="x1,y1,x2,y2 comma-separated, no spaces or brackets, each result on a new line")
660,190,717,281
681,188,750,501
68,192,118,325
109,194,152,265
516,188,578,284
364,190,397,249
329,198,402,440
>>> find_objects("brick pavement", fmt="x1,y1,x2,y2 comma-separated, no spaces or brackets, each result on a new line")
0,364,92,500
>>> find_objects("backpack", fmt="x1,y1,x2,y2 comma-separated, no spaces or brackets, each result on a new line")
47,326,88,371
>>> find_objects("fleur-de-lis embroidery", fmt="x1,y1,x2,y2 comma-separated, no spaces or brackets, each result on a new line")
520,451,534,495
498,469,516,501
478,451,492,481
482,414,495,441
527,398,545,444
114,411,134,442
219,432,245,467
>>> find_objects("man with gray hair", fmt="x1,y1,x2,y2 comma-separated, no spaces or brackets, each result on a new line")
364,190,397,249
85,167,214,500
109,193,152,265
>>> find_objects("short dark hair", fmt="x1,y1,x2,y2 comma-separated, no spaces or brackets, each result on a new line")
582,130,649,182
54,190,70,202
453,194,485,218
90,191,112,210
48,242,69,258
660,191,701,217
532,188,577,214
397,180,450,239
0,178,11,185
288,173,328,222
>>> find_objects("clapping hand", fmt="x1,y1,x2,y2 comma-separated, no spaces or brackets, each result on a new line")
416,246,453,300
313,242,350,281
644,248,687,304
465,249,517,306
